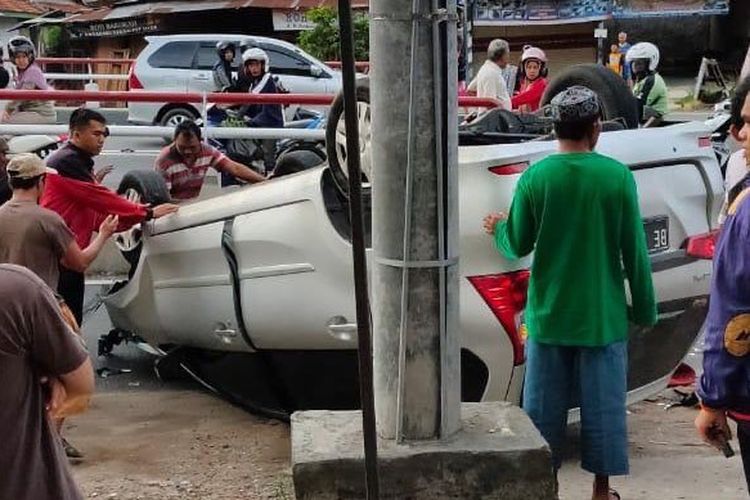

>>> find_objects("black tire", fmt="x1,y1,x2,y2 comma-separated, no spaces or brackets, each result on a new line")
325,78,370,197
115,170,171,269
0,67,10,89
159,106,199,128
541,64,639,129
272,149,325,178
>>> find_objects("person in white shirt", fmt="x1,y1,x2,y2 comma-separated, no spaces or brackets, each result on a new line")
467,39,512,112
718,77,750,225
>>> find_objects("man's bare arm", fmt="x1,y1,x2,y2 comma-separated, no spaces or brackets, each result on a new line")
60,215,118,272
221,158,267,184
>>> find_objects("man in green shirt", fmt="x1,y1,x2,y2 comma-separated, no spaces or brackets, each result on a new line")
483,86,656,500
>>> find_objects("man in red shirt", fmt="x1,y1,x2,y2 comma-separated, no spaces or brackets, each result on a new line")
154,120,266,201
43,107,179,324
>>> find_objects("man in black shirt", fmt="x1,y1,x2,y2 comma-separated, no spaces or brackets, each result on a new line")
44,108,177,324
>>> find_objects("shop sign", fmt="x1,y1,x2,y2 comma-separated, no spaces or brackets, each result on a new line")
473,0,611,25
613,0,729,18
69,18,160,39
272,10,315,31
473,0,730,25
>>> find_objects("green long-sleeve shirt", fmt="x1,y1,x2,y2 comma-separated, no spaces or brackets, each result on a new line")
494,151,657,346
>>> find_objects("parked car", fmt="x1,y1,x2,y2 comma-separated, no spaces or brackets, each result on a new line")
127,34,341,127
105,65,723,419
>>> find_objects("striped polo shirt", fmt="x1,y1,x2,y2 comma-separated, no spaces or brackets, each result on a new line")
154,143,227,200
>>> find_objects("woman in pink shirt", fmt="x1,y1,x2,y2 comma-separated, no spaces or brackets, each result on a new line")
2,36,56,124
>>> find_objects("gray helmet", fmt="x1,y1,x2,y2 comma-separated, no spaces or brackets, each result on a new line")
216,41,236,58
8,36,35,63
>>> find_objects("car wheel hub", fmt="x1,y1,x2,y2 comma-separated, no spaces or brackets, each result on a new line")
334,101,372,185
114,188,143,252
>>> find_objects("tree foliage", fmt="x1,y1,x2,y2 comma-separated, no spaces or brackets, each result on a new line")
297,7,369,62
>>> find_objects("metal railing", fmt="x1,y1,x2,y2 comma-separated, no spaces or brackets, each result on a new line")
0,88,499,108
0,89,499,139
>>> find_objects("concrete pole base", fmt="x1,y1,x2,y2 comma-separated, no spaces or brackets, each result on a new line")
291,402,556,499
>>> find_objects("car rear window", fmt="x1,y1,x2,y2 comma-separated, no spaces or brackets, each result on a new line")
195,42,243,71
255,44,324,78
147,41,198,69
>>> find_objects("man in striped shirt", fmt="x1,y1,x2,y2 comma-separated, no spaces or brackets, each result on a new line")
154,121,266,201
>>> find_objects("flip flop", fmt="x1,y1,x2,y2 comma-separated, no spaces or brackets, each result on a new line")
609,489,621,500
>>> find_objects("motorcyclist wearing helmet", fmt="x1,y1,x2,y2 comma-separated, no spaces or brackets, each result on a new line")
2,36,56,124
213,41,236,92
626,42,669,126
238,48,284,173
512,45,548,112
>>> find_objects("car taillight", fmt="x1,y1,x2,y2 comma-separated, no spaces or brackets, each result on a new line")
698,136,712,148
468,270,530,365
685,230,719,259
128,67,143,90
489,162,529,176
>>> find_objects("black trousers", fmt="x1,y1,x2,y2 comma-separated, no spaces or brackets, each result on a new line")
58,267,85,326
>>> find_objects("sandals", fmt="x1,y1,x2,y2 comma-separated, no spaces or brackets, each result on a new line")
609,489,621,500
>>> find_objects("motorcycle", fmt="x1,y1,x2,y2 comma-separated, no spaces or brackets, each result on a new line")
7,133,66,159
204,104,327,185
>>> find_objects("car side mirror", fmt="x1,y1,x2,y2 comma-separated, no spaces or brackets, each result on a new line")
310,65,323,78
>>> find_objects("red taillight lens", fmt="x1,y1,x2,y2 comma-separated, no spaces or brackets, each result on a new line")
128,67,143,90
685,230,719,259
489,162,529,176
468,270,530,365
698,136,712,148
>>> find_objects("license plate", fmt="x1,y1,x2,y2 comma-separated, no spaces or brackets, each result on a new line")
644,216,669,253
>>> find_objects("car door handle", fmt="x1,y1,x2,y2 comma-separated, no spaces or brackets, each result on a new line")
327,316,357,341
193,74,210,81
214,328,237,345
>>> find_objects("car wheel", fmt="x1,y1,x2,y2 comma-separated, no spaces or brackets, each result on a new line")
325,78,371,197
541,64,640,129
159,106,199,128
272,148,326,178
115,170,171,271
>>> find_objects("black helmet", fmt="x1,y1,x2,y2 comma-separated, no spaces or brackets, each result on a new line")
8,36,35,63
216,41,236,58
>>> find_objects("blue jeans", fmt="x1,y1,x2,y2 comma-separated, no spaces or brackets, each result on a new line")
523,339,629,476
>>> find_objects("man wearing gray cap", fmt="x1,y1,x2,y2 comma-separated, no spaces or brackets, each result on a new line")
483,86,656,500
0,153,118,293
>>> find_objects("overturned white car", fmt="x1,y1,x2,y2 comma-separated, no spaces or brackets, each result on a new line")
103,66,723,418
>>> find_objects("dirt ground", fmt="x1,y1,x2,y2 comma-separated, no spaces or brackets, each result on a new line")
66,387,748,500
67,391,294,500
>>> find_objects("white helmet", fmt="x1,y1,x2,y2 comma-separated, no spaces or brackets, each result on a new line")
625,42,660,72
521,45,547,64
242,47,269,72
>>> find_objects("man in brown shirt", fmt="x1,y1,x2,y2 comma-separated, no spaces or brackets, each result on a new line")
0,153,118,290
0,264,93,500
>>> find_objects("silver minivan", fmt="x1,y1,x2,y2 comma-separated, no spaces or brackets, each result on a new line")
127,34,342,126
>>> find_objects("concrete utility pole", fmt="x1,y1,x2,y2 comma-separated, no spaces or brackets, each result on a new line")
292,0,555,496
370,0,461,440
